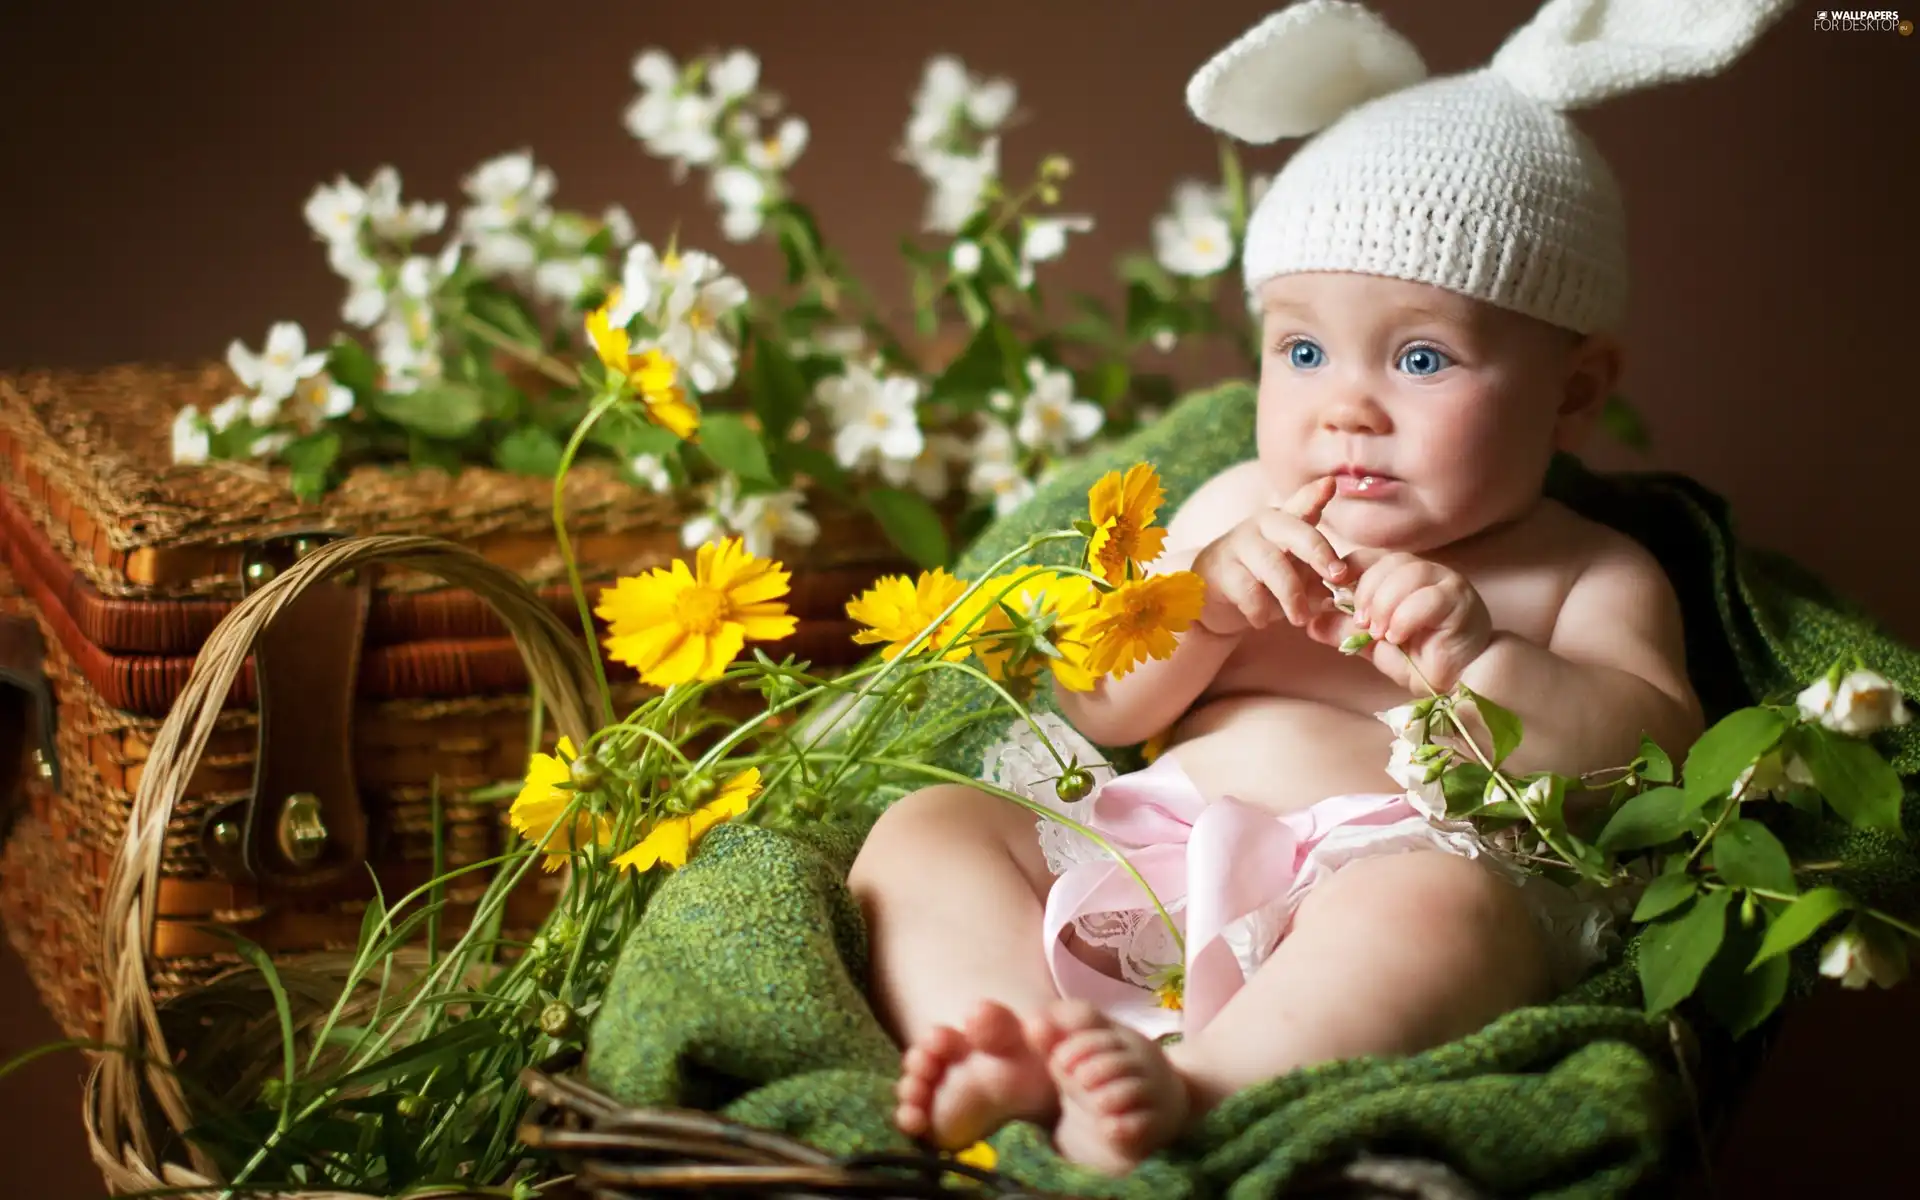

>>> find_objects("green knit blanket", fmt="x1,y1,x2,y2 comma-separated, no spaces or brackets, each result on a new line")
587,381,1920,1197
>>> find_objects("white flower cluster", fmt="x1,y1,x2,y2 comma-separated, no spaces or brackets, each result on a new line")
625,49,809,242
606,243,749,394
458,150,637,307
171,321,351,465
1734,668,1911,801
901,56,1015,235
305,167,463,396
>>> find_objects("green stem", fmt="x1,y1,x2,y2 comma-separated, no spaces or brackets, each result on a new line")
459,311,579,388
552,388,627,730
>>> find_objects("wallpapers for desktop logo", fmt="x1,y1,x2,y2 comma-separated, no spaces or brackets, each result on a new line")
1813,9,1911,32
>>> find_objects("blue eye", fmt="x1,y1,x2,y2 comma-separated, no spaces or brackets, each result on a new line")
1286,339,1325,369
1398,345,1453,376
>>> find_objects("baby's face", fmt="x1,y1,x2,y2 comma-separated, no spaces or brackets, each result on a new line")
1253,271,1607,554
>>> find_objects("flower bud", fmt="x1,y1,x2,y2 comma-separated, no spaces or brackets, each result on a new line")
1339,631,1374,654
568,753,605,792
1740,892,1758,928
260,1076,288,1108
396,1093,426,1118
534,960,566,990
1055,766,1095,803
1040,154,1073,180
1038,183,1061,205
538,1000,578,1038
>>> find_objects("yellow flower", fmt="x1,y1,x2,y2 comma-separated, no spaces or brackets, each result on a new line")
586,289,701,439
1155,980,1184,1011
954,1141,998,1171
508,737,615,871
1084,571,1207,680
968,570,1101,693
846,568,971,661
612,767,760,873
1086,463,1168,586
596,537,798,687
1141,727,1171,764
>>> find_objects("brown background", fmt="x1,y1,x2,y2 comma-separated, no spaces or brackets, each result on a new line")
1,0,1914,1194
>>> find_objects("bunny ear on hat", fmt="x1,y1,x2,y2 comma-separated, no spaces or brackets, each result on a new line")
1186,0,1427,143
1490,0,1798,111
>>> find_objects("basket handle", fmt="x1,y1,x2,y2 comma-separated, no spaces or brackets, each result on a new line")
86,534,600,1188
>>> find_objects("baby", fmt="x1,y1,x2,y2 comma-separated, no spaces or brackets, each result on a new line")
847,0,1787,1175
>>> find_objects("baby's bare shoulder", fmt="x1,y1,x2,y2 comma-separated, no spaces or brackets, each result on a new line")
1533,501,1669,584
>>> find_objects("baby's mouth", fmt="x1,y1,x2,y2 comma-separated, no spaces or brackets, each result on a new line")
1331,469,1400,498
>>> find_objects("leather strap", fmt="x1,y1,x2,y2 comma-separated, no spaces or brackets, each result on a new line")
238,534,372,892
0,612,57,810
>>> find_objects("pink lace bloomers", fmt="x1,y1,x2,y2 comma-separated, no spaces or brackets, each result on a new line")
985,715,1625,1041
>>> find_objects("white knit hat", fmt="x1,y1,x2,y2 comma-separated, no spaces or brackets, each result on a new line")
1188,0,1794,334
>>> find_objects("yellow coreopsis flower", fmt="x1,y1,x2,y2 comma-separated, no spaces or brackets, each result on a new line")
612,767,761,873
968,570,1101,693
596,537,798,687
1086,463,1168,586
508,737,615,871
846,568,971,662
586,289,701,439
954,1141,998,1171
1083,571,1206,680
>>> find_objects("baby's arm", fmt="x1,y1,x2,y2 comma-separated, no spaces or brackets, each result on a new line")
1458,534,1703,776
1055,461,1265,747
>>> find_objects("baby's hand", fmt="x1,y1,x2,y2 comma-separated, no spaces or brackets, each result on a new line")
1192,476,1350,637
1310,551,1491,691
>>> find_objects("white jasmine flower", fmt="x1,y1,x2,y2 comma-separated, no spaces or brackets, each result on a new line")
304,175,367,246
743,115,809,172
882,430,968,499
292,373,354,422
1018,215,1092,285
906,57,972,154
711,165,768,241
1386,738,1447,820
950,239,982,276
247,393,282,426
250,429,292,458
396,240,461,300
629,453,671,493
208,395,247,432
1820,926,1910,990
966,423,1033,516
707,50,760,102
609,243,665,327
533,256,603,305
735,488,820,558
1013,360,1102,455
1171,180,1227,219
966,77,1016,128
363,166,445,242
817,362,925,474
1797,669,1910,735
656,252,748,392
653,93,723,168
459,151,555,234
1376,703,1432,747
919,142,998,234
1151,330,1178,354
467,230,538,277
632,48,678,92
228,322,328,405
170,407,209,464
1734,748,1816,800
1154,209,1235,278
602,204,637,248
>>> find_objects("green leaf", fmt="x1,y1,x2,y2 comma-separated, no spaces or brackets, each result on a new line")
747,331,810,441
1638,735,1674,783
1123,280,1166,344
219,935,297,1128
775,202,825,286
284,430,342,502
328,336,380,395
1441,762,1492,817
1682,707,1789,804
464,283,543,347
775,442,850,499
492,425,565,478
866,487,949,569
1632,872,1699,922
698,413,778,486
1800,723,1904,835
372,384,487,440
1699,904,1789,1037
1461,687,1523,765
1601,393,1651,452
1711,819,1797,894
407,432,464,474
1751,886,1854,966
1638,889,1732,1014
935,318,1023,403
1598,786,1700,853
1117,252,1175,300
330,1018,499,1094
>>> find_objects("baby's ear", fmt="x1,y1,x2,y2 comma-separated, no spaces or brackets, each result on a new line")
1553,333,1624,452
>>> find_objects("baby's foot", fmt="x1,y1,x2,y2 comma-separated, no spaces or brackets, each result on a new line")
894,1000,1060,1150
1036,999,1190,1174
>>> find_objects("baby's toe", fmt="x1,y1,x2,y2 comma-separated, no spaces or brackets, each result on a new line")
1088,1075,1150,1117
918,1024,968,1062
964,1001,1026,1052
1049,1028,1126,1078
1068,1049,1138,1094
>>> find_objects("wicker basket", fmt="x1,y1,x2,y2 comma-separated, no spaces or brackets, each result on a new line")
82,533,600,1197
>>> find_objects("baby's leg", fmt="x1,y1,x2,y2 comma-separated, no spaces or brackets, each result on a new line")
848,784,1064,1147
1042,849,1553,1171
